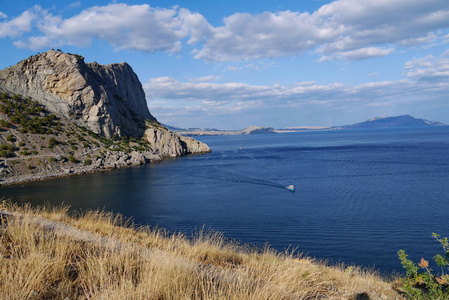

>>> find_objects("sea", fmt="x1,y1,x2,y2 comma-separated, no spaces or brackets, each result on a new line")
2,126,449,274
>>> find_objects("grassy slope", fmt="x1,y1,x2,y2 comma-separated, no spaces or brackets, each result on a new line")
0,202,404,299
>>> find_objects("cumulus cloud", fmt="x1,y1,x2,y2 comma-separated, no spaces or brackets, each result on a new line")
68,1,81,9
0,7,39,38
318,47,395,61
187,75,222,83
15,4,204,53
404,55,449,81
4,1,449,61
194,0,449,61
144,53,449,126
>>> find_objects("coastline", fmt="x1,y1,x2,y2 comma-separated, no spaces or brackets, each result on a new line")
0,149,211,187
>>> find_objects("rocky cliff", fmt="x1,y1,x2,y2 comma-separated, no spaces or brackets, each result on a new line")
0,51,210,185
0,50,155,138
144,122,212,157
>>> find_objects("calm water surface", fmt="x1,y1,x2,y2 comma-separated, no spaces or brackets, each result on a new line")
2,127,449,274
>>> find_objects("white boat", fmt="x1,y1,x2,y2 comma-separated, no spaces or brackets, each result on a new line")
287,185,295,192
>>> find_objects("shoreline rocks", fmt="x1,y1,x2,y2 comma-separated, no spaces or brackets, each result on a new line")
0,50,211,187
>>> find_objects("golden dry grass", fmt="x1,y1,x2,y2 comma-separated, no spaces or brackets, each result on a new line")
0,201,405,299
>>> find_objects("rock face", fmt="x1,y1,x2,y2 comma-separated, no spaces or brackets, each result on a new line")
0,50,156,138
144,123,211,157
0,51,211,185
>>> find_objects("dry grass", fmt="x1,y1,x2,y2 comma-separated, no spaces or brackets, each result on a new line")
0,201,404,299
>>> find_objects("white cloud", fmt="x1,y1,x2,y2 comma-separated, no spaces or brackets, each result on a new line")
194,0,449,62
318,47,395,61
69,2,81,9
16,4,198,53
0,6,39,38
404,55,449,80
187,75,221,83
144,53,449,126
5,1,449,62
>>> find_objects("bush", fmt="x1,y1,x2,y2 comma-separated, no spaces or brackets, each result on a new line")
48,137,57,148
69,155,78,163
84,159,92,166
6,134,14,142
0,143,15,157
398,233,449,299
0,120,10,128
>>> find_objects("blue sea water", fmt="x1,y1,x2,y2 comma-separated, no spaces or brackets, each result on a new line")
2,127,449,274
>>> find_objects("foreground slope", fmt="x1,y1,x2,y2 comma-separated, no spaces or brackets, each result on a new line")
0,203,404,299
0,51,210,185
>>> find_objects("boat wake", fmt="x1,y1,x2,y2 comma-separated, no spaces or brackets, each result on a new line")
203,168,287,190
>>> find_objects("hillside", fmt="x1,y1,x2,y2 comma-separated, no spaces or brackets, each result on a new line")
172,125,275,136
0,202,405,299
334,115,446,129
0,50,210,185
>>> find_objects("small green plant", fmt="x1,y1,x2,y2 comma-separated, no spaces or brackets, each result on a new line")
0,143,15,157
6,134,14,142
398,233,449,299
84,159,92,166
68,155,78,163
0,120,10,128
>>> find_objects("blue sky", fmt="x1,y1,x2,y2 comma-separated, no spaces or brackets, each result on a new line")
1,0,449,129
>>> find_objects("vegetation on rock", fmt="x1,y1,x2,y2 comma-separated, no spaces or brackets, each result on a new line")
0,93,59,134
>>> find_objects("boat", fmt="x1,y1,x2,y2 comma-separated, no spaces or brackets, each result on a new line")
287,185,295,192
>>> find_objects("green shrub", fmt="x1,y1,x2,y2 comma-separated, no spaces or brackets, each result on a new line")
48,137,57,148
0,120,10,128
84,159,92,166
68,155,78,163
49,157,57,163
398,233,449,299
0,143,15,157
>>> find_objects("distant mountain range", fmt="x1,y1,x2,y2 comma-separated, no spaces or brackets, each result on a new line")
169,115,446,136
332,115,446,129
166,125,275,136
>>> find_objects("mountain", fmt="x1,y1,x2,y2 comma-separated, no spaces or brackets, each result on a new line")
171,126,275,136
334,115,446,129
0,50,210,185
0,50,156,138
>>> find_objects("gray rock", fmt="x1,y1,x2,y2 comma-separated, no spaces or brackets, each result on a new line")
144,123,211,157
0,50,156,138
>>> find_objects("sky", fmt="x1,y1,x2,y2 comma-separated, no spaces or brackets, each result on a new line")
1,0,449,129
